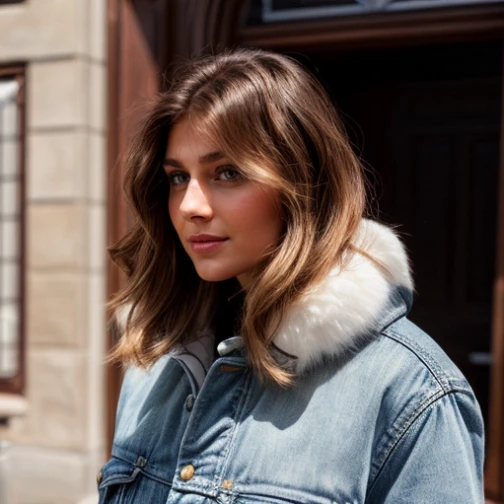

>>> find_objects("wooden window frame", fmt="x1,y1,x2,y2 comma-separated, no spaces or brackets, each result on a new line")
240,4,504,50
0,65,25,396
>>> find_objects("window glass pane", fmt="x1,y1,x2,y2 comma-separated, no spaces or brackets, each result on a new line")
1,101,17,139
1,261,18,300
1,179,18,216
1,220,18,259
258,0,504,22
0,304,18,379
1,139,18,177
0,78,21,383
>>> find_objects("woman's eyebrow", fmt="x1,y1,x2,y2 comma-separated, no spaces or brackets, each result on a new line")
199,151,224,164
163,151,225,168
163,157,183,168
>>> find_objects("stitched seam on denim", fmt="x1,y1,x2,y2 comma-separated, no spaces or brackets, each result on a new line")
173,358,200,396
366,390,465,498
383,326,470,392
109,450,176,486
101,466,173,489
369,374,443,483
235,487,330,504
117,484,125,503
179,360,229,447
233,481,347,504
110,451,141,467
136,469,173,487
172,359,249,495
211,370,254,494
169,482,219,499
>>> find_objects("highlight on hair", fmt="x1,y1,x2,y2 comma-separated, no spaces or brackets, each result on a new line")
108,47,367,386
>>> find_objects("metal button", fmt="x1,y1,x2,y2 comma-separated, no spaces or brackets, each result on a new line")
186,395,194,412
221,479,233,490
136,455,147,468
96,469,103,485
180,464,195,481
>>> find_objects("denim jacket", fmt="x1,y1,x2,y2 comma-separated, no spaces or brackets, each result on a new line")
99,220,484,504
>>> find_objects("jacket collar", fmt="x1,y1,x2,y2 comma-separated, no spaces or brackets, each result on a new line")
120,220,414,381
271,219,414,373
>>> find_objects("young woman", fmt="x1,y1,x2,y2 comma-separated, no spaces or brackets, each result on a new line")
100,48,484,503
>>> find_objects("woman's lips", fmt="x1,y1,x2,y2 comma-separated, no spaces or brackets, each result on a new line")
188,235,228,253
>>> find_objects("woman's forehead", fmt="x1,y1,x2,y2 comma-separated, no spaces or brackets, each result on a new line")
165,117,223,164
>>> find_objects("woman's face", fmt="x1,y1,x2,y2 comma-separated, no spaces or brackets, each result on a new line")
165,117,282,288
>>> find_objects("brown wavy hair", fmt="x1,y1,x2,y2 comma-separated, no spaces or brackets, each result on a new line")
108,48,367,386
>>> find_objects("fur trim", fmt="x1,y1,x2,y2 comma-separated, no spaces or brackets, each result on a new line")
273,220,413,372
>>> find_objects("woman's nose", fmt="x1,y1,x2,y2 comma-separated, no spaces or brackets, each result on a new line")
179,179,213,221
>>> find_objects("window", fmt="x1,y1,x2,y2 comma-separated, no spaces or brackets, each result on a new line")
257,0,504,22
0,67,24,394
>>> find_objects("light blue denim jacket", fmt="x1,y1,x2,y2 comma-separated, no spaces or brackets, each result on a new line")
100,220,484,503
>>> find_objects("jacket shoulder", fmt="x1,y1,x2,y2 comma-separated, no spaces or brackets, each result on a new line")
361,316,483,486
381,316,471,393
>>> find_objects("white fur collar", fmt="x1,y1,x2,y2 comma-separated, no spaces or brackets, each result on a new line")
272,219,414,372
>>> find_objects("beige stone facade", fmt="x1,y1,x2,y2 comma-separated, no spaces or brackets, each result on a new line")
0,0,108,502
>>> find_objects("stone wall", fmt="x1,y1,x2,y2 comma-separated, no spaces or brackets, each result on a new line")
0,0,108,502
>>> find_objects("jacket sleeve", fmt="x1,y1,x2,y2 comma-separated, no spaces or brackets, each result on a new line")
366,390,485,504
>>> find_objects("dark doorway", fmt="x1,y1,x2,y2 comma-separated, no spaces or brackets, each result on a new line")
294,40,502,431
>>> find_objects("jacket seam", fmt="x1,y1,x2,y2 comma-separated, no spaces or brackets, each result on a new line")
213,370,254,492
367,389,469,497
103,454,174,487
172,357,200,396
382,327,469,393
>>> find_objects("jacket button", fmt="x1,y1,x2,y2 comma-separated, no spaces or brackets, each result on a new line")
96,469,103,485
180,464,195,481
186,395,194,412
221,479,233,490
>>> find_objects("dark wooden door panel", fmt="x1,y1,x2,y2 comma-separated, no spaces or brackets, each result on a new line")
302,41,502,432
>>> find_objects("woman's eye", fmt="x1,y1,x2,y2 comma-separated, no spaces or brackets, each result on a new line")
217,166,242,182
167,172,189,185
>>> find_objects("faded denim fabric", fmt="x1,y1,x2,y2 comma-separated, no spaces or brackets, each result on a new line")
99,292,484,504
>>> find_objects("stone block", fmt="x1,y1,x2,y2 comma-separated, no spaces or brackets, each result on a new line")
0,0,80,62
89,0,107,62
7,445,98,504
27,204,85,269
27,131,87,201
28,59,88,129
86,273,107,451
88,204,106,272
27,272,86,348
26,350,87,450
89,133,107,202
89,62,107,132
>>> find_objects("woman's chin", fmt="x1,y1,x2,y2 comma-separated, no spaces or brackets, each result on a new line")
193,266,239,283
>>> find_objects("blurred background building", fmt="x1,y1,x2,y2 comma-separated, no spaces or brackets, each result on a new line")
1,0,504,502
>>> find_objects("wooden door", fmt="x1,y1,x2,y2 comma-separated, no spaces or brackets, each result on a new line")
298,38,502,497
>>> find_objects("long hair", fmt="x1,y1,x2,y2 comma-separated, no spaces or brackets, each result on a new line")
108,48,367,386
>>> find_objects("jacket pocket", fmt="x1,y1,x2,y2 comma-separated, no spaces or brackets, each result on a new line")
97,458,141,504
97,456,172,504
